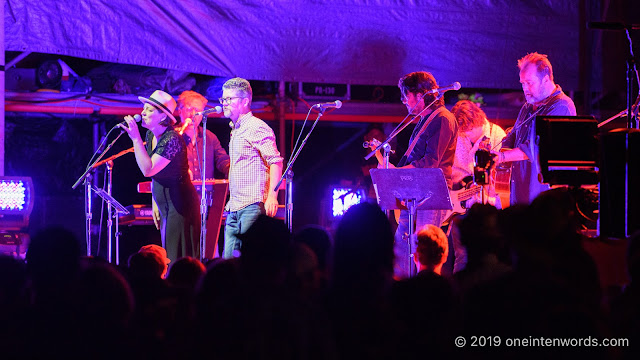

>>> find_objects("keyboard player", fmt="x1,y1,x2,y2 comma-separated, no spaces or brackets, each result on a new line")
176,90,230,180
176,91,231,259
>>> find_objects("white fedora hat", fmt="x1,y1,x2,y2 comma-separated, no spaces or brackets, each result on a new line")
138,90,177,125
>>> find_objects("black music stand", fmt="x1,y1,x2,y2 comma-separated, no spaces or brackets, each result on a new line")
92,185,129,264
370,168,453,277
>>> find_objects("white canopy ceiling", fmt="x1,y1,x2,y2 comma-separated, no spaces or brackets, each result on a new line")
5,0,581,90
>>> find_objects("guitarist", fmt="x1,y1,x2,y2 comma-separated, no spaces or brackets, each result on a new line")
492,52,576,205
448,100,506,273
451,100,506,210
370,71,458,279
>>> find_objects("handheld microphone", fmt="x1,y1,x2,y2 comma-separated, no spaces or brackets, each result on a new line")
425,82,461,95
178,118,192,135
195,106,223,116
314,100,342,109
119,114,141,126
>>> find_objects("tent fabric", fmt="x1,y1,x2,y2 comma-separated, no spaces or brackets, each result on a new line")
5,0,580,90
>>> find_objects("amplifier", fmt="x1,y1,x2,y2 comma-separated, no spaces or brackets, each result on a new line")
0,231,29,256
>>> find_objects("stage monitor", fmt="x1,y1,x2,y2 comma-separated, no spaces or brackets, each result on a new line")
536,115,599,186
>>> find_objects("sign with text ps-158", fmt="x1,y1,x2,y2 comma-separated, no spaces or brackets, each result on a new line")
301,82,348,99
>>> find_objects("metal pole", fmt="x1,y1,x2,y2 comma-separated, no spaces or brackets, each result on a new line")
106,162,113,263
407,199,416,277
278,81,287,218
285,170,293,232
278,81,286,164
199,116,208,261
84,174,93,256
276,110,325,232
383,144,391,219
115,208,121,265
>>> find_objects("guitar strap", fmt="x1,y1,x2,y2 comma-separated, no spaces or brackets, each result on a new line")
402,106,445,160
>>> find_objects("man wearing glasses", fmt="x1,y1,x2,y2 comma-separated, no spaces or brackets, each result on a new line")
220,77,284,259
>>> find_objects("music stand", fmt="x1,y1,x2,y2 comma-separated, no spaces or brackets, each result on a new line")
370,168,453,276
91,185,129,264
92,185,129,214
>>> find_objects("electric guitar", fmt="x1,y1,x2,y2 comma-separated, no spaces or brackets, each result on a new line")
450,183,483,214
391,181,483,224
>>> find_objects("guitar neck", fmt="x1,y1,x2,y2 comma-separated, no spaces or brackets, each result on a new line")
457,185,482,202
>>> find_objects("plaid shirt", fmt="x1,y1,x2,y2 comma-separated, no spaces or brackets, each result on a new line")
226,112,283,212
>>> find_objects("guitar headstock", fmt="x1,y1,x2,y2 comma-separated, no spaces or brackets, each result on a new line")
363,137,382,149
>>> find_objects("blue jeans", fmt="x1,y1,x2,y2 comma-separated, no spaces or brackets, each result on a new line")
223,203,264,259
393,209,449,279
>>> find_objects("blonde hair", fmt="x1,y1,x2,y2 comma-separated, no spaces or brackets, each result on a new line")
451,100,486,132
518,52,554,82
177,90,208,109
415,224,448,267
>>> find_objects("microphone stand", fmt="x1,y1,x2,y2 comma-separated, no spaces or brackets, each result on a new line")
374,143,393,216
72,127,129,259
104,160,126,264
623,27,640,129
92,144,141,168
590,24,639,238
364,93,443,277
365,94,442,161
199,115,209,262
598,109,628,128
275,108,326,232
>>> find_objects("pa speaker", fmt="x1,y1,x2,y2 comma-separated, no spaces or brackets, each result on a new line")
599,129,640,238
118,224,162,264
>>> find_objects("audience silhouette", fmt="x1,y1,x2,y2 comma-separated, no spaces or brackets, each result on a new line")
2,188,637,359
328,202,400,360
392,224,460,358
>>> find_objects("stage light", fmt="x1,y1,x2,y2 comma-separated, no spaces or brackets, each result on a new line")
36,60,62,91
0,177,34,216
0,177,34,257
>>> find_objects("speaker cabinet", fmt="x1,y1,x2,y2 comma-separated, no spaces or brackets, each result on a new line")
118,224,162,264
599,129,640,238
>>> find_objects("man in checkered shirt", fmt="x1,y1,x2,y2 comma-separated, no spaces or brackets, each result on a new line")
221,77,284,258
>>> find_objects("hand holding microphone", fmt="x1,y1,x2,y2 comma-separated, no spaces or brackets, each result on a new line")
119,114,141,127
178,117,192,135
119,114,142,140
